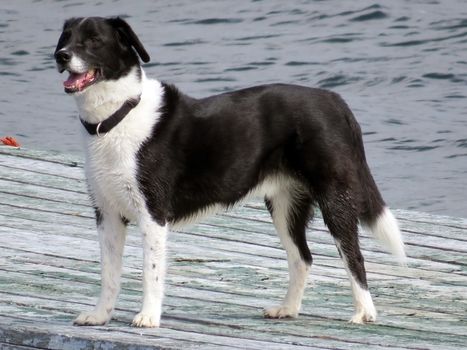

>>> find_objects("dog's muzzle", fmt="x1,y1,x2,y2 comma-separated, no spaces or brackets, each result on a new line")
55,49,71,65
55,49,71,73
54,49,101,94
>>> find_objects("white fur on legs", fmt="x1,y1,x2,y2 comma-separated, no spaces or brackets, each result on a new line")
264,259,310,318
348,276,377,324
74,211,127,326
263,189,310,319
334,239,377,324
132,216,168,328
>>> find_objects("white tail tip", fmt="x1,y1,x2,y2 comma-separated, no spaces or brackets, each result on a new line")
364,207,406,265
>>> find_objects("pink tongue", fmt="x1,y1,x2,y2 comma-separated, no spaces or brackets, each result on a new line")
64,72,87,89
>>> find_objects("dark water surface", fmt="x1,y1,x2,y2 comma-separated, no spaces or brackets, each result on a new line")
1,1,466,217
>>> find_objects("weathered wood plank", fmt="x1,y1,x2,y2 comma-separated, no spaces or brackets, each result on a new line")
0,153,84,180
0,178,90,207
0,146,84,167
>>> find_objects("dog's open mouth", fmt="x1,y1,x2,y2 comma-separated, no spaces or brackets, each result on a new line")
63,69,101,93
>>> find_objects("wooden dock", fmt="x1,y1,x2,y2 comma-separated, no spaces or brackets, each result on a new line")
0,146,466,349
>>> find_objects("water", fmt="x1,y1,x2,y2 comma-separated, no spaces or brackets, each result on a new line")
1,0,466,217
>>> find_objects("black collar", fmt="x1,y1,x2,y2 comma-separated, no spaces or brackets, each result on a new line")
80,95,141,136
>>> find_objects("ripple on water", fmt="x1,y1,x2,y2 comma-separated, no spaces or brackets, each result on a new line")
407,78,425,88
445,94,466,99
224,66,258,72
285,61,318,66
0,72,20,77
144,62,180,68
187,18,243,25
194,77,237,83
0,57,16,66
351,10,388,22
391,76,407,84
317,74,361,89
386,138,442,152
455,139,467,148
11,50,29,56
236,34,281,41
423,73,456,80
248,61,276,67
446,153,467,159
382,31,467,47
430,18,467,31
389,145,440,152
319,33,361,44
163,40,207,47
384,118,405,126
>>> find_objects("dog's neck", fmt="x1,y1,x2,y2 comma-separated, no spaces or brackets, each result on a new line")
74,66,144,124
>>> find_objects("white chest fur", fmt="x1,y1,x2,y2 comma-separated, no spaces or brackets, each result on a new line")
80,73,163,220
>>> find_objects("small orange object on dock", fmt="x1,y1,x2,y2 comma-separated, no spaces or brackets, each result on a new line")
0,136,20,147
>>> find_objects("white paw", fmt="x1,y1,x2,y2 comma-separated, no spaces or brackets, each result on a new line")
132,312,160,328
348,308,377,324
74,310,110,326
263,305,299,319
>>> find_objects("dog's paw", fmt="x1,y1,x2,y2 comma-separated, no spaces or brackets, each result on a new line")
74,310,110,326
348,308,377,324
131,312,160,328
263,305,299,319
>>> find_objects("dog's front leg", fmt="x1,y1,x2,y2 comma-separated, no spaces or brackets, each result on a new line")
132,215,168,328
74,210,127,326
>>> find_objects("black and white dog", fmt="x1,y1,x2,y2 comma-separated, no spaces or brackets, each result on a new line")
54,17,405,328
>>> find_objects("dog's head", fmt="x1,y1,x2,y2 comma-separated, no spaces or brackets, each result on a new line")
54,17,150,94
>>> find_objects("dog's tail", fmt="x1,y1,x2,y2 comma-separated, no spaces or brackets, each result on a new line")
362,207,406,264
357,162,406,264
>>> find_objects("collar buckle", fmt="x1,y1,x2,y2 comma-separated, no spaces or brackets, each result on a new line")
95,122,103,137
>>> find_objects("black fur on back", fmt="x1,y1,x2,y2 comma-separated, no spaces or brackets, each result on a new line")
136,83,385,235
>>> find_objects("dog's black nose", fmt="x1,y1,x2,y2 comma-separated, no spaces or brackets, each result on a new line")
55,50,72,64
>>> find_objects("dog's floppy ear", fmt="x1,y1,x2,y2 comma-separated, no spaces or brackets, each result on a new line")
108,17,150,63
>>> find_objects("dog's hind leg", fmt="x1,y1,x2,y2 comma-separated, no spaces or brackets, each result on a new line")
319,187,377,323
334,236,376,323
74,209,127,326
263,186,313,319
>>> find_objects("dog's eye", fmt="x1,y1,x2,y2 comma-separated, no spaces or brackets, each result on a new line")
86,37,102,46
